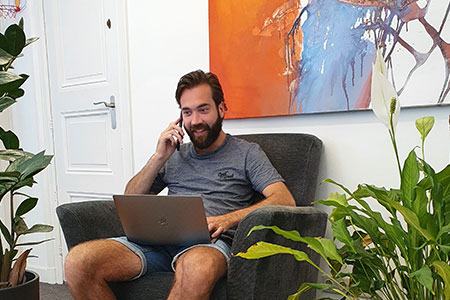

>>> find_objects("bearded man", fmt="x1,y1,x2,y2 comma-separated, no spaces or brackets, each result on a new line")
64,70,295,300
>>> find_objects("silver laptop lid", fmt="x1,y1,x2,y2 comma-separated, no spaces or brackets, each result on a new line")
113,194,211,246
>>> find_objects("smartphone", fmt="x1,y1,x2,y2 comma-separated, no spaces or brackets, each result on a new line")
176,112,183,151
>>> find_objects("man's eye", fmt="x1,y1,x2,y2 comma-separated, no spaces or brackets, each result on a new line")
183,111,191,116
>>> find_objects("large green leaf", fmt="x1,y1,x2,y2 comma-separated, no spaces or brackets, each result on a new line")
0,127,19,149
388,199,435,241
314,192,348,208
0,71,22,86
331,218,355,252
15,197,37,217
409,265,433,292
432,261,450,300
0,73,28,96
18,224,53,235
401,150,419,207
235,241,315,266
4,24,26,56
6,150,52,180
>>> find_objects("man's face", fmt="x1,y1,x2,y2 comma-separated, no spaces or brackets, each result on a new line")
180,84,225,151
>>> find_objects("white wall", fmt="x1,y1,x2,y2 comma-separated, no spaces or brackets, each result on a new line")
2,0,448,286
126,1,449,203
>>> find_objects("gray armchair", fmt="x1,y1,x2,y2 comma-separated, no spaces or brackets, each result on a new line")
56,133,327,300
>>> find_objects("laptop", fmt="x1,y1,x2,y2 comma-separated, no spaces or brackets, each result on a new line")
113,194,211,246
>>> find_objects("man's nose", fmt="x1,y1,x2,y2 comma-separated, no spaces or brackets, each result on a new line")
191,112,202,125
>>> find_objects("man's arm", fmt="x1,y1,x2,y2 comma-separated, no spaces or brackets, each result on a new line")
206,181,295,238
125,118,184,194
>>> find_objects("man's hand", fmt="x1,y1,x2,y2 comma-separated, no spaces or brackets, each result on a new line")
154,118,184,160
206,214,238,239
125,118,183,194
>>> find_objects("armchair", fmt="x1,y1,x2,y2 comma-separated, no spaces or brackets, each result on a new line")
56,133,327,300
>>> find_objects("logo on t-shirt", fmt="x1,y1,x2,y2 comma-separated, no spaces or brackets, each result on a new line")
217,171,235,180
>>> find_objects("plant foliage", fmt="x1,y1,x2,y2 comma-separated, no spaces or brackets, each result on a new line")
0,19,53,289
237,50,449,299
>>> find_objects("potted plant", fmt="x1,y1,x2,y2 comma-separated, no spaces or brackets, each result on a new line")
0,19,53,299
237,49,449,300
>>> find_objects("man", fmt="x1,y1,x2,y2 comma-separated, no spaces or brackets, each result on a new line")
64,70,295,300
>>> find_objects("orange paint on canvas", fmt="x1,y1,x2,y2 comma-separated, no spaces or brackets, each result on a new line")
209,0,303,119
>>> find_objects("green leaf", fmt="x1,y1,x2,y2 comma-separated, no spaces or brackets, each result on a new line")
0,218,12,246
5,24,26,56
0,149,31,161
14,217,28,234
0,47,13,65
19,224,53,235
15,238,53,247
315,192,348,207
0,96,16,112
432,261,450,300
6,150,53,180
0,127,19,149
247,225,301,241
401,150,419,207
235,241,315,265
388,199,435,241
409,265,433,291
323,179,353,196
415,116,435,141
331,218,355,252
319,238,343,264
15,197,38,217
0,72,27,95
8,88,25,99
24,37,39,47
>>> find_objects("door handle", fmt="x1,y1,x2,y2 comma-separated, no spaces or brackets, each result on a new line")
93,96,117,129
93,101,115,108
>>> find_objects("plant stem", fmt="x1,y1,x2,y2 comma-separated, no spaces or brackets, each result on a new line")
389,126,402,179
9,192,14,244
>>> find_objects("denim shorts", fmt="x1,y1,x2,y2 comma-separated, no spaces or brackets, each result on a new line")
110,236,231,280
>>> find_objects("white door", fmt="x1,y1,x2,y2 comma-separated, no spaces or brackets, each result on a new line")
43,0,133,205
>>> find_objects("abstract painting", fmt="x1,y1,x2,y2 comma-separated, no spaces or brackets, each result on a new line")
209,0,449,119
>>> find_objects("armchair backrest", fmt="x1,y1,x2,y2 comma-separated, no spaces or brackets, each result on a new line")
236,133,322,206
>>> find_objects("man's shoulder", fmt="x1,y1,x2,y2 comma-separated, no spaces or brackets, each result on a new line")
227,135,260,151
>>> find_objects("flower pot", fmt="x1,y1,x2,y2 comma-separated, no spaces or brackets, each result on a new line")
0,270,40,300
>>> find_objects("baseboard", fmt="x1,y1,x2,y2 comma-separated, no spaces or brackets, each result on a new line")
27,265,62,284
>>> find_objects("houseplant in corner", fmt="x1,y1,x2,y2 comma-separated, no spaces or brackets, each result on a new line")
0,19,53,299
237,48,450,300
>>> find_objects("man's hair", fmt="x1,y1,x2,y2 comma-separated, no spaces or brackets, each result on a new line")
175,70,227,110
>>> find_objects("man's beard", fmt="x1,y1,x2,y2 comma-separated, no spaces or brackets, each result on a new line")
186,114,223,150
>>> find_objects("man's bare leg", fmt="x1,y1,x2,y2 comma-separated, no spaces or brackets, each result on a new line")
64,239,142,300
168,247,227,300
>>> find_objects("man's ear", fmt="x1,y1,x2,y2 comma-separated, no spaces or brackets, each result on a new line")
218,102,226,119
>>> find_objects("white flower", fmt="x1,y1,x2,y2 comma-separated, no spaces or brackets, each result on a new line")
370,49,400,130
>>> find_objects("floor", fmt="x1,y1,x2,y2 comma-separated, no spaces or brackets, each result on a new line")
40,282,73,300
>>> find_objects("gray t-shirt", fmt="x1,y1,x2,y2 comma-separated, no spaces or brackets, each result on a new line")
150,134,284,218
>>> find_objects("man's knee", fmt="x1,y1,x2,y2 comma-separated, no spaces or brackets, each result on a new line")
65,241,103,282
176,247,227,285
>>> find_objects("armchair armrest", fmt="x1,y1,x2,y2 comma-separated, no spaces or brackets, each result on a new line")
227,205,327,300
56,200,125,249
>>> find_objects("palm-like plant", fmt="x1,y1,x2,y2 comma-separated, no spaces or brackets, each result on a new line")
0,19,53,289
